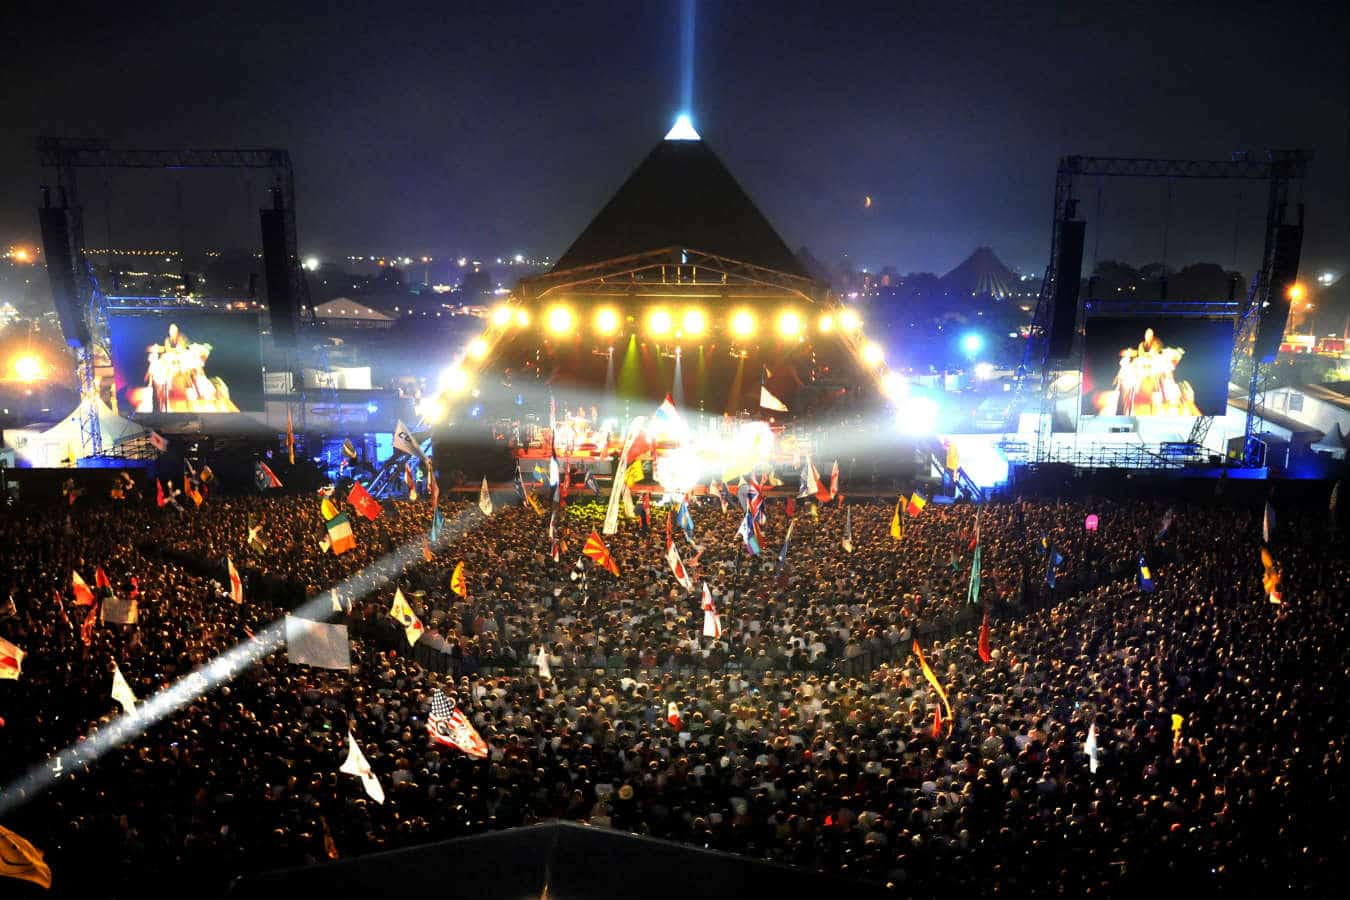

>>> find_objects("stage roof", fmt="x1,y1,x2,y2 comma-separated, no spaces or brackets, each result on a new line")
552,135,809,279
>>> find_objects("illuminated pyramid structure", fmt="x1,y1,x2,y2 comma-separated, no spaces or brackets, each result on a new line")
441,118,895,423
940,246,1019,299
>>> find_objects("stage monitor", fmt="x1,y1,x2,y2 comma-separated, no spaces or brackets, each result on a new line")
1081,316,1233,416
108,311,264,414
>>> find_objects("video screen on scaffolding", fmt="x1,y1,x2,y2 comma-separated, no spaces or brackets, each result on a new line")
109,311,264,413
1081,316,1234,416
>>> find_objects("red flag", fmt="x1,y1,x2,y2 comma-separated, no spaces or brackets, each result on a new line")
347,482,383,520
978,612,991,664
932,703,943,739
72,571,95,607
156,480,167,508
129,577,140,601
666,701,682,730
94,567,112,591
582,530,620,576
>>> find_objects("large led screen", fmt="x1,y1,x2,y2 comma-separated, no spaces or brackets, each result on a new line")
1081,317,1234,416
109,311,264,413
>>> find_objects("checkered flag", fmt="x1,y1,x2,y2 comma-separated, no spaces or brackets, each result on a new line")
429,688,454,722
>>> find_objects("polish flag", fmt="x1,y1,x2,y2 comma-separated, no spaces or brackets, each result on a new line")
667,701,682,730
72,571,96,607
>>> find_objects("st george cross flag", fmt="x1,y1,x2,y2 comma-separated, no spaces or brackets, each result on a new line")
227,557,244,604
426,689,488,758
583,530,620,576
478,477,493,516
326,512,357,555
389,589,424,646
339,731,385,804
701,582,721,638
348,482,383,521
284,616,352,670
111,662,138,714
0,637,24,680
72,571,95,607
667,541,693,591
1085,722,1100,774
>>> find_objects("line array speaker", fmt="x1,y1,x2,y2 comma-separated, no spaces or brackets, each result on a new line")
38,205,90,347
1046,219,1086,359
1253,224,1303,362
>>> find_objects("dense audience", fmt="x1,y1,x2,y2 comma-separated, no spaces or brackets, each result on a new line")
1,474,1346,898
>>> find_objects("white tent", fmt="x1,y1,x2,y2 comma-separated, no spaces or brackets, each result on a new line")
2,398,145,466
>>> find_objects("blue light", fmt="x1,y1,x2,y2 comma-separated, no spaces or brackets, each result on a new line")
366,401,379,414
961,333,984,356
665,114,701,141
469,405,483,418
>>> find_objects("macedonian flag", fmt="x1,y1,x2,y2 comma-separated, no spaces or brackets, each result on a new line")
582,529,620,576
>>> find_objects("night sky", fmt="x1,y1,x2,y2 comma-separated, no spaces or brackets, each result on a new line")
1,0,1346,276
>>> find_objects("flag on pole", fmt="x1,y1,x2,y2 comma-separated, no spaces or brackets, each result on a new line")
339,731,385,804
429,506,444,543
583,530,620,575
451,561,468,597
777,520,794,570
156,479,167,508
148,429,169,452
701,582,721,638
1085,722,1099,774
342,438,358,460
737,510,761,556
1045,544,1064,588
1137,554,1155,592
389,589,424,646
677,497,696,543
111,662,138,714
320,497,339,521
1262,500,1276,544
478,477,493,515
978,612,991,664
227,557,244,603
667,541,693,591
256,461,283,490
426,689,488,758
890,498,903,539
967,544,982,604
535,645,552,679
797,459,819,498
72,571,95,607
0,637,23,680
286,408,295,465
638,490,651,531
912,640,953,739
0,824,52,890
347,482,383,520
393,419,425,462
906,492,927,516
841,505,854,553
524,488,544,516
428,465,440,508
829,461,840,499
404,461,418,501
1156,507,1174,540
326,512,357,555
759,385,788,412
624,458,645,487
945,441,960,473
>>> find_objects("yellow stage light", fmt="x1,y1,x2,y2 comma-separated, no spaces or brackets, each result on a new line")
491,305,513,327
777,310,802,338
861,342,884,366
514,308,530,327
648,309,672,336
682,309,706,336
442,366,471,394
1288,282,1306,302
467,337,489,360
546,305,574,336
595,307,621,335
818,313,835,333
13,354,43,382
730,310,755,338
840,308,862,332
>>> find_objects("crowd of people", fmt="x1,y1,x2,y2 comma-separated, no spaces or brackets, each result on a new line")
1,471,1347,897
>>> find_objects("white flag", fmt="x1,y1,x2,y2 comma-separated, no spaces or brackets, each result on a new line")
535,644,552,679
339,730,386,804
111,662,138,714
478,477,494,516
604,417,646,535
759,385,788,412
393,419,426,462
1085,722,1099,774
701,582,721,639
667,541,693,591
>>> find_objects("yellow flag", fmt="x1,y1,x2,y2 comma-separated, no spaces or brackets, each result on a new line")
624,458,645,487
0,824,53,890
912,640,952,737
524,490,543,516
890,498,903,540
945,442,959,472
286,408,295,465
321,497,339,521
1171,713,1183,735
451,561,468,597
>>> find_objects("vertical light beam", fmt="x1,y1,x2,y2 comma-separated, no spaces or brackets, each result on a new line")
680,0,696,114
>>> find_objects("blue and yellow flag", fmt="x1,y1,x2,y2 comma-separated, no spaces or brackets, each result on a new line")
1137,554,1155,592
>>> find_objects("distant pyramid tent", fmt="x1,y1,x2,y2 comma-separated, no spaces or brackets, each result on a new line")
552,127,809,277
940,246,1019,299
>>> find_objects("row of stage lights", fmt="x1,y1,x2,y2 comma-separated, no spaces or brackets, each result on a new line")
489,303,864,343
